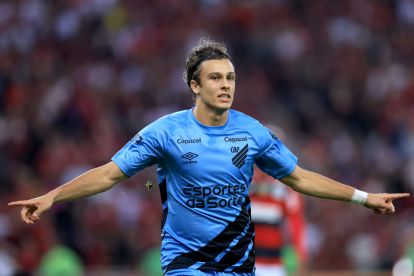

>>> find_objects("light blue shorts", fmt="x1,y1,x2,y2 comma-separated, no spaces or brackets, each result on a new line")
165,269,254,276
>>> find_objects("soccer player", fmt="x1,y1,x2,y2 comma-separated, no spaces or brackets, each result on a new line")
8,39,410,276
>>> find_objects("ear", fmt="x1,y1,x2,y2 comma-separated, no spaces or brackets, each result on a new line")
190,80,200,96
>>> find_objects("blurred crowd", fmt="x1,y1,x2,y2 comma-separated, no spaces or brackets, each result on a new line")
1,0,414,274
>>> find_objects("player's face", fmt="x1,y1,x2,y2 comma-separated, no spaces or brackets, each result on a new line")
191,59,236,113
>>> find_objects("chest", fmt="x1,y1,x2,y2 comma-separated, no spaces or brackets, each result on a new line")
164,132,259,181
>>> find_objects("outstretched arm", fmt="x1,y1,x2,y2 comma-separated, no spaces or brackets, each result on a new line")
8,161,127,224
280,166,410,214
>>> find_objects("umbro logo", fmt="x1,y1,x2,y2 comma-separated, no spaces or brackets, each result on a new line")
181,152,198,160
181,152,198,164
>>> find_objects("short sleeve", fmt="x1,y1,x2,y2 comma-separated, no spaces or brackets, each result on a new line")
111,121,166,177
255,128,298,179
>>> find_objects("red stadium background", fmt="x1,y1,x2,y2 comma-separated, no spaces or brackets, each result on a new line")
1,0,414,275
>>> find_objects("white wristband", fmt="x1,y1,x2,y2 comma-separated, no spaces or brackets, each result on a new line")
351,189,368,205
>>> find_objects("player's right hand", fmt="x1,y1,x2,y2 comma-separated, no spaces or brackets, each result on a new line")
8,195,53,224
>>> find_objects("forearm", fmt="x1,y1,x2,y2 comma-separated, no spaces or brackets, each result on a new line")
280,166,410,214
281,167,355,202
47,162,127,203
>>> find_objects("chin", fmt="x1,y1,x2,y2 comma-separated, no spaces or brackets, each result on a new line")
202,101,232,112
216,104,232,111
217,101,233,109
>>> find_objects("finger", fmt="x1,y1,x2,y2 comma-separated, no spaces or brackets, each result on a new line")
29,215,40,222
8,200,32,207
20,207,32,224
29,210,40,221
385,193,411,201
388,202,395,213
379,203,395,214
31,204,48,219
374,208,385,214
374,207,389,215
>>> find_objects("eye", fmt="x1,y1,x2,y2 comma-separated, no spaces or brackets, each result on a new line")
227,75,236,80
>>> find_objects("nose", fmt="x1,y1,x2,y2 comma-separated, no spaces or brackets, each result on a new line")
221,79,230,91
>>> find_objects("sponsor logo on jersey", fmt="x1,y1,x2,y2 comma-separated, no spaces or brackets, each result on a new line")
181,152,198,165
232,144,248,168
224,136,248,143
177,138,201,144
182,183,246,208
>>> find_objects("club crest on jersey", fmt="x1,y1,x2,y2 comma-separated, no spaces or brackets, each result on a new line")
132,133,143,144
232,144,248,168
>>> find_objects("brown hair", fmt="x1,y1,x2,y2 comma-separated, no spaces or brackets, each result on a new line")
183,38,231,95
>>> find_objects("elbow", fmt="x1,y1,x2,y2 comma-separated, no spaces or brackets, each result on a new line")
101,162,127,186
280,166,310,194
288,179,305,193
100,175,120,192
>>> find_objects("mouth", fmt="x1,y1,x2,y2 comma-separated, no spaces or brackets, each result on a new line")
218,94,231,102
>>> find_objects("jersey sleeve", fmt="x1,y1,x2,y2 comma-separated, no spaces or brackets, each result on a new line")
111,120,166,177
254,127,298,179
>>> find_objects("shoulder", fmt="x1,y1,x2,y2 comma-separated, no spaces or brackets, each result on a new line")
230,109,269,137
138,110,190,143
144,110,189,131
230,110,262,128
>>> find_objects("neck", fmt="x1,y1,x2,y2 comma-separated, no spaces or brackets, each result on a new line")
193,105,229,126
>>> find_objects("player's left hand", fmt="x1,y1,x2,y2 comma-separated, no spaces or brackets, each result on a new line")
365,193,410,214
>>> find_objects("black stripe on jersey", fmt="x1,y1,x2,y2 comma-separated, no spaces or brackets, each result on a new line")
159,180,167,204
161,207,168,231
159,180,168,240
165,198,253,273
232,144,248,163
255,247,282,258
231,246,255,273
232,144,248,168
161,207,168,241
234,156,246,168
198,217,255,271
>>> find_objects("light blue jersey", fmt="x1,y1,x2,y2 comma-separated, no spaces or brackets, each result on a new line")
112,109,297,274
